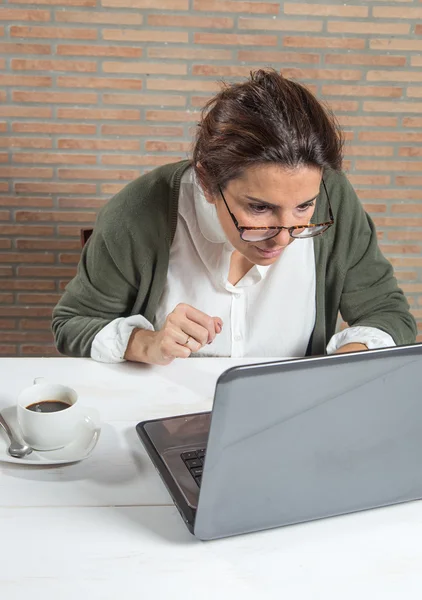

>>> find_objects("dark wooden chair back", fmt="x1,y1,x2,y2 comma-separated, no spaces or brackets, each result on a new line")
80,228,93,247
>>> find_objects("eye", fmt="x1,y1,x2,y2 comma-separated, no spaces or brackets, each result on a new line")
249,204,272,215
297,200,315,213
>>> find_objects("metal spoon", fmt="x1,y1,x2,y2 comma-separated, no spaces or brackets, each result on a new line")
0,413,32,458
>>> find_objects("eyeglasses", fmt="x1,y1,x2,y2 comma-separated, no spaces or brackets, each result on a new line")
218,179,334,243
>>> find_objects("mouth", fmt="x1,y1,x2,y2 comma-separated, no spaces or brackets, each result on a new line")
254,245,285,259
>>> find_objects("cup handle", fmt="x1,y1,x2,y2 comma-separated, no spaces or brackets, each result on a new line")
33,377,47,385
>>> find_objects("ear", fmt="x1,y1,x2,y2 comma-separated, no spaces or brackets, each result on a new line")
196,161,216,205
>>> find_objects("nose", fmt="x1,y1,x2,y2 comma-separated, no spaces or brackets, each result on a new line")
273,228,291,246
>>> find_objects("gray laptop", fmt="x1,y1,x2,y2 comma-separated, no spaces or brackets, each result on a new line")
136,343,422,540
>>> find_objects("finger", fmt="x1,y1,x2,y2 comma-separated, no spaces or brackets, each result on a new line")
167,326,202,352
160,335,191,360
212,317,223,335
174,304,221,344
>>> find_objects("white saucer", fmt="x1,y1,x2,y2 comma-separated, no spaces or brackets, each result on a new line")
0,405,101,465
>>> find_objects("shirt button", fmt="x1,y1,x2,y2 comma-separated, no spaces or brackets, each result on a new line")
234,293,241,299
234,334,242,342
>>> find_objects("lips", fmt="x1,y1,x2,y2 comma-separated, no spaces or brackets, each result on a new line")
254,245,285,259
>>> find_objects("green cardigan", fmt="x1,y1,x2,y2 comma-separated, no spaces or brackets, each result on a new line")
52,160,416,357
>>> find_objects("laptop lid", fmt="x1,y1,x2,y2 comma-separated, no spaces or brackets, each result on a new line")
194,344,422,540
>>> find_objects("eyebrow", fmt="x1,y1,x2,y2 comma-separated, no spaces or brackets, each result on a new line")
244,194,319,209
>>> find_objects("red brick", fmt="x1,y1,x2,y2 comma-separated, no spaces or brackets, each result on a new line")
12,58,96,72
348,175,391,185
147,79,220,92
102,155,182,166
0,240,11,249
395,272,417,281
11,25,97,40
0,211,10,221
101,184,125,195
403,118,422,128
20,319,53,330
399,147,422,157
16,211,97,223
58,44,143,58
391,258,422,268
194,33,277,46
60,254,81,264
18,266,76,278
380,244,422,254
374,217,422,228
359,189,422,200
356,161,422,172
0,197,53,207
0,225,54,235
145,141,191,152
328,22,409,35
13,152,97,165
416,25,422,36
146,110,199,122
13,90,97,104
0,253,54,263
15,182,96,194
0,267,13,277
326,100,359,112
17,239,81,250
388,231,422,241
284,3,367,17
103,61,187,75
148,14,233,28
0,346,17,355
10,0,96,5
325,54,405,67
18,293,62,304
0,307,52,317
0,137,52,149
0,74,51,87
57,76,142,90
0,294,14,304
102,124,183,137
392,204,422,213
21,345,60,357
337,116,397,127
408,87,422,97
367,71,422,82
0,106,51,118
361,203,387,213
190,95,216,107
411,57,422,67
283,36,365,49
56,9,143,25
193,0,279,13
148,47,232,60
0,280,55,290
238,50,319,64
373,7,422,18
345,146,393,156
0,8,50,20
0,319,15,329
239,17,322,31
58,197,107,208
0,167,53,178
0,42,51,54
58,168,138,180
1,332,54,342
359,132,422,142
370,39,422,52
58,226,87,236
58,138,140,150
103,93,186,107
193,65,255,77
364,101,422,113
103,29,188,43
102,0,188,8
57,108,141,120
12,122,96,134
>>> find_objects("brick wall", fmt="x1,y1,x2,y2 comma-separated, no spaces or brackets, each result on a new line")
1,0,421,357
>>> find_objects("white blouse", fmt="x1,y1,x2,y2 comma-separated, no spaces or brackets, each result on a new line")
91,168,394,363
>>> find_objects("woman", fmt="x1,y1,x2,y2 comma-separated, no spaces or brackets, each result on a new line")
52,69,416,365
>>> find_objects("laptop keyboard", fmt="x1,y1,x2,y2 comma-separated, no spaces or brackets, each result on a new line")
181,448,206,487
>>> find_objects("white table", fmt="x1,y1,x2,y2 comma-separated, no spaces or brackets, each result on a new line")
1,358,422,599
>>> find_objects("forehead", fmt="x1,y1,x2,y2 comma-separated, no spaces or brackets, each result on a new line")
228,164,323,206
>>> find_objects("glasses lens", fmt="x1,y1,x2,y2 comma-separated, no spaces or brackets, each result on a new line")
241,229,280,242
291,225,329,239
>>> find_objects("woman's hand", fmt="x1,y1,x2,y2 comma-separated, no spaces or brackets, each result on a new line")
334,343,368,354
124,303,223,365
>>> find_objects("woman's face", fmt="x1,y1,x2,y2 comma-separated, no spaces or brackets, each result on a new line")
205,164,323,266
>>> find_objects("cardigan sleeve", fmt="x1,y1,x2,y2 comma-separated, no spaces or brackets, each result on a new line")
338,190,416,346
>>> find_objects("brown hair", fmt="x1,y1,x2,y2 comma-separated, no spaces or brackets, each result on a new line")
193,69,344,195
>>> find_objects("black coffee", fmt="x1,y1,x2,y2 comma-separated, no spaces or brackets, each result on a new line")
26,400,71,413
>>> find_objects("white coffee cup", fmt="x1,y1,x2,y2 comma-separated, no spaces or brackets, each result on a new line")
17,378,84,451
